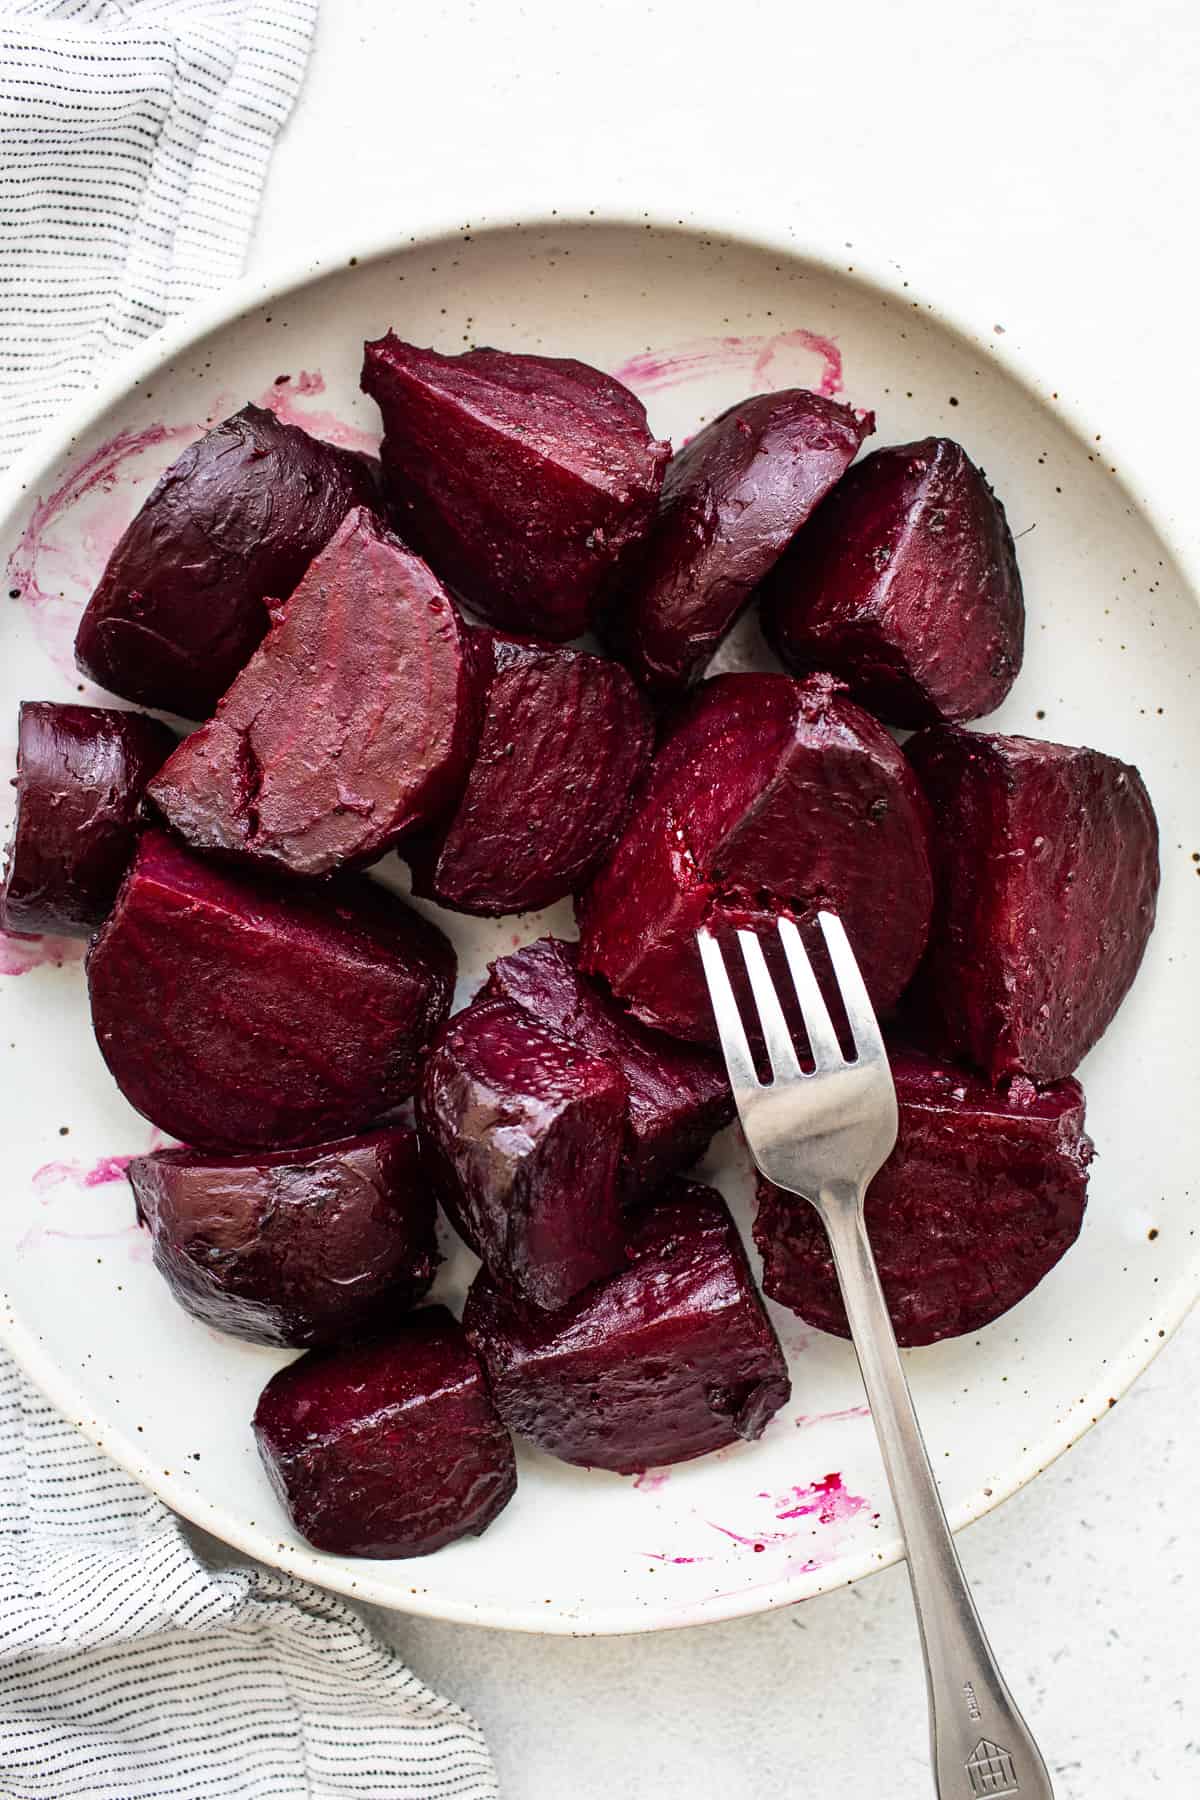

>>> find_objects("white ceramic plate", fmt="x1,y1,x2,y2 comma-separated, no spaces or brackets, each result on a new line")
0,215,1196,1636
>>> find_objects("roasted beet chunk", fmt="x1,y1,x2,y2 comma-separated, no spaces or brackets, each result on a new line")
463,1179,790,1472
756,1050,1093,1345
362,334,669,638
1,702,174,937
88,831,454,1150
417,996,627,1310
129,1128,438,1347
75,406,378,718
907,727,1159,1082
762,437,1024,727
617,390,873,693
148,509,479,878
483,937,732,1195
405,630,652,915
253,1307,516,1557
578,671,933,1042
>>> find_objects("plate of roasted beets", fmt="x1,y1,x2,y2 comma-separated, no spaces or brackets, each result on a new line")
0,217,1192,1633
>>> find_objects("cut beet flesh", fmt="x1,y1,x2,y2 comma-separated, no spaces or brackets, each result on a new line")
1,702,175,937
147,508,479,878
577,671,934,1043
756,1049,1093,1345
253,1306,516,1557
75,406,378,719
361,334,670,638
417,995,627,1310
129,1128,438,1347
482,936,732,1196
405,629,653,915
907,726,1159,1082
617,389,873,693
762,437,1024,727
88,830,454,1150
463,1178,790,1472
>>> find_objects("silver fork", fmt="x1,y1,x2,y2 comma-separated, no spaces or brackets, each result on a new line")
698,911,1054,1800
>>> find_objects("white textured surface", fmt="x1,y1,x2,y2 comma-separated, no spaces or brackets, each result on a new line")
257,1,1196,1792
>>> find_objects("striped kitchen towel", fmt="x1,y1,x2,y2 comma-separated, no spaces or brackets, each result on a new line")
0,8,500,1796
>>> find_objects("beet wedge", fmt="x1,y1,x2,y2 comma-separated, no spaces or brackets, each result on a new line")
405,630,652,915
88,831,454,1150
907,726,1159,1082
1,702,174,937
617,389,872,693
129,1128,438,1348
756,1050,1093,1345
75,405,378,719
463,1178,790,1473
762,437,1024,727
253,1307,517,1558
578,671,934,1043
148,508,479,879
417,995,628,1310
362,334,669,638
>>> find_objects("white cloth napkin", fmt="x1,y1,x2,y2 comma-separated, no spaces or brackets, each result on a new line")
0,8,500,1796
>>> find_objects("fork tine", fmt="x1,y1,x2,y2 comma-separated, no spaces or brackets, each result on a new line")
696,927,761,1095
777,917,844,1070
816,910,886,1063
736,930,803,1082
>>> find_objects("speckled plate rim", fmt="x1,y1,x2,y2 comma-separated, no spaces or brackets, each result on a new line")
0,203,1196,1636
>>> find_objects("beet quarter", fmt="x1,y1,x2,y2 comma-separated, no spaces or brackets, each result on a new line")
756,1050,1093,1346
362,334,669,638
148,508,479,878
253,1307,516,1557
907,726,1159,1082
88,831,454,1150
129,1129,438,1347
75,405,378,718
463,1179,790,1473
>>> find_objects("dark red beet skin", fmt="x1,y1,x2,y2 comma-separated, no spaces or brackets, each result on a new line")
253,1307,517,1557
762,437,1024,727
88,831,454,1150
577,671,934,1043
907,727,1159,1082
362,334,670,639
417,996,628,1310
148,509,479,879
1,702,175,937
463,1179,790,1473
405,630,653,916
482,937,732,1196
756,1050,1093,1345
617,389,873,693
75,406,378,719
129,1129,438,1347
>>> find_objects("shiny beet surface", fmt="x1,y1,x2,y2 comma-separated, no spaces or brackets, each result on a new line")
405,629,653,916
756,1050,1093,1345
577,671,934,1042
618,389,873,693
463,1179,790,1473
482,936,732,1195
762,437,1024,727
253,1306,517,1557
1,702,175,936
907,726,1159,1082
417,996,627,1310
75,406,378,718
148,509,479,878
129,1128,438,1347
88,831,454,1150
361,334,669,638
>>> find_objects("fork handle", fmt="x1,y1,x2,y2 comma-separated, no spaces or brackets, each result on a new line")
818,1182,1054,1800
